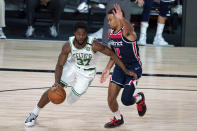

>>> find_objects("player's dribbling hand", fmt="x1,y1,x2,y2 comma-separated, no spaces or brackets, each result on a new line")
100,69,110,83
51,83,62,91
125,69,138,80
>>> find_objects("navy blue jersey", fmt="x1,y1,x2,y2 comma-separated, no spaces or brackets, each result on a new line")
109,27,142,66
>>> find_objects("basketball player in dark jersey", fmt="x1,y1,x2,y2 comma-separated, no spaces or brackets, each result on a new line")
100,4,147,128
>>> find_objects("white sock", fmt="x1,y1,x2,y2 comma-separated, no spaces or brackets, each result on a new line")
156,23,165,37
32,105,41,116
140,22,149,36
114,110,121,120
135,94,142,103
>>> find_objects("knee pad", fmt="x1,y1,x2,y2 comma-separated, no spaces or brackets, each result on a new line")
67,88,80,104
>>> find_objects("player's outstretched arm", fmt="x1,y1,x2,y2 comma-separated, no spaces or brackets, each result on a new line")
92,40,137,80
113,4,137,40
54,42,71,86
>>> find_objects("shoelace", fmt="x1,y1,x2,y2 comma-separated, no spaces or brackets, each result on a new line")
25,115,33,122
109,118,118,124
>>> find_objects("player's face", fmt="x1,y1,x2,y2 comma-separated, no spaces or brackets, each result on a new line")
74,28,87,45
107,14,118,30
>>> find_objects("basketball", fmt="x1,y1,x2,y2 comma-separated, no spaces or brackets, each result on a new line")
48,87,66,104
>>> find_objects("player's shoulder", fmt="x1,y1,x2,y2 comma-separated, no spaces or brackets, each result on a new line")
69,36,75,41
122,27,137,41
87,36,96,45
62,41,71,53
92,38,100,46
91,38,104,53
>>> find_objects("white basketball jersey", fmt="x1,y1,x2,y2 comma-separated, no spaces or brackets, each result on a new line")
68,36,98,70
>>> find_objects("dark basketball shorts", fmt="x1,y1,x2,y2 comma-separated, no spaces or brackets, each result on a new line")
110,64,142,87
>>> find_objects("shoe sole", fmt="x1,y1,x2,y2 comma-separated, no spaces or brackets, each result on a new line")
104,121,124,128
25,121,36,127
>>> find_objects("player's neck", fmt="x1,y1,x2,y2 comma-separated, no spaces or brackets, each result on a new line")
74,38,87,49
114,25,123,34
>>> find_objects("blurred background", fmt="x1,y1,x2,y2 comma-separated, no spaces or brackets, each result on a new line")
2,0,196,47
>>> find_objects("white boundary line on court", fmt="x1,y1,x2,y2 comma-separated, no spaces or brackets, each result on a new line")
2,39,175,47
4,39,67,43
138,43,174,47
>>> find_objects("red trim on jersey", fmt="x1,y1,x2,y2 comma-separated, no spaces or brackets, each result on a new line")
129,80,135,85
134,94,141,98
109,31,122,39
132,42,142,66
109,34,122,39
109,27,124,39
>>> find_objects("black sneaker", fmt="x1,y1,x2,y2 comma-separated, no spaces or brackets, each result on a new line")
136,92,147,117
104,115,124,128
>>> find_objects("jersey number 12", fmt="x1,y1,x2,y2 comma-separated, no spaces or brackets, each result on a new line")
114,48,122,58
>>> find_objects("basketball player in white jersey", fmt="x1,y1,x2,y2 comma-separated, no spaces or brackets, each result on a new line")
25,21,137,127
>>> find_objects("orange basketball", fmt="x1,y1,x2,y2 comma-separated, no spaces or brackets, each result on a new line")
48,87,66,104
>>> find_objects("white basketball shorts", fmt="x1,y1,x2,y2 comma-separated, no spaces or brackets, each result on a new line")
60,61,96,97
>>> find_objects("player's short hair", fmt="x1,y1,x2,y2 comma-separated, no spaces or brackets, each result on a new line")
74,21,88,32
107,8,125,17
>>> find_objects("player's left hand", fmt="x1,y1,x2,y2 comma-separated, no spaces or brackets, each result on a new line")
113,4,124,20
100,69,110,83
125,69,138,80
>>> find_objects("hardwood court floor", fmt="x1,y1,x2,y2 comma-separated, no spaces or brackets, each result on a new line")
0,39,197,131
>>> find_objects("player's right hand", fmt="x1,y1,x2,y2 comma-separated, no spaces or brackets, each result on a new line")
52,83,62,90
125,69,138,80
100,69,110,83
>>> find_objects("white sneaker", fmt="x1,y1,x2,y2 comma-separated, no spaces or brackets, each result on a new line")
49,26,58,37
25,113,38,127
153,35,168,46
171,5,182,16
0,29,6,39
97,4,105,9
77,2,88,13
138,34,147,45
25,26,35,37
89,28,103,39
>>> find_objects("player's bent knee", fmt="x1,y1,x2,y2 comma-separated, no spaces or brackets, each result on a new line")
121,96,135,106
